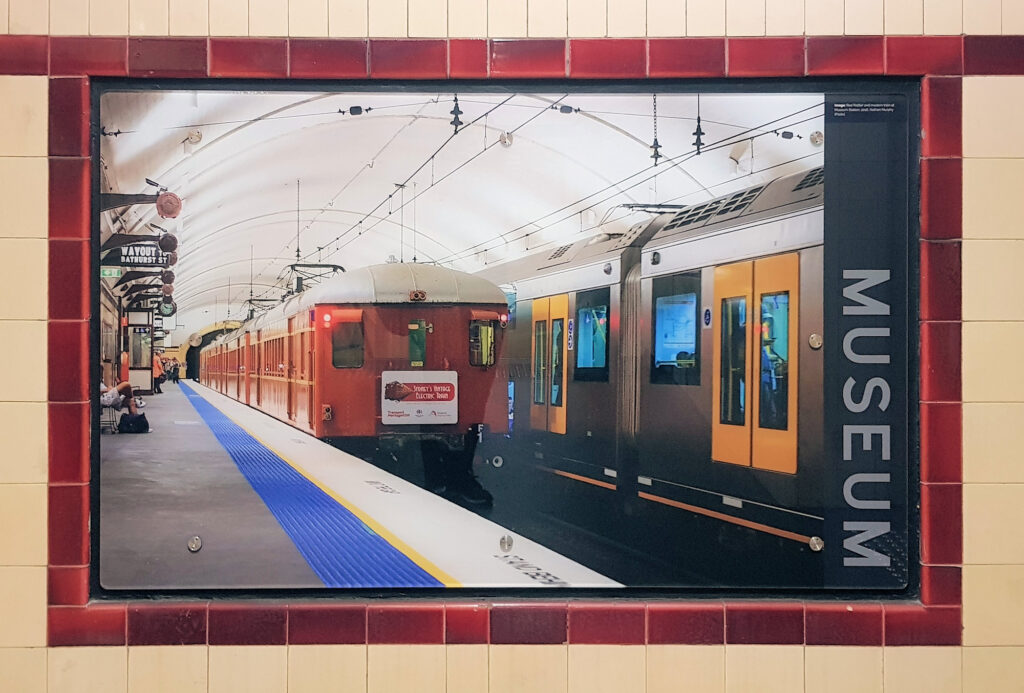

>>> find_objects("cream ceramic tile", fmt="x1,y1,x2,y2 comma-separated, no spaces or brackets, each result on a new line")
489,0,528,36
964,403,1024,483
448,0,487,36
845,0,882,34
964,565,1024,645
490,645,568,693
447,645,488,693
962,322,1024,403
0,0,8,32
0,240,46,321
568,0,606,36
0,403,47,484
291,0,329,35
804,646,882,693
328,0,368,36
409,0,447,36
8,0,48,33
964,77,1024,159
250,0,289,35
91,0,131,34
805,0,843,34
963,241,1024,321
963,0,1000,33
647,645,725,693
129,0,170,34
287,645,367,693
0,568,46,647
0,648,46,693
923,0,961,33
568,645,645,693
367,0,407,35
49,647,128,693
209,0,248,35
608,0,647,36
765,0,803,35
128,646,207,693
367,645,445,693
50,0,91,34
965,484,1024,564
1006,0,1024,32
0,321,47,403
529,0,568,36
0,158,47,240
0,484,46,566
688,0,726,35
882,647,962,693
208,646,287,693
0,77,47,158
884,0,923,33
726,0,766,35
963,647,1024,692
169,0,209,35
963,159,1024,240
724,646,803,693
647,0,686,36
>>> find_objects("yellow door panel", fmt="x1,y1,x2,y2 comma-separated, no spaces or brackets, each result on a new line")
530,297,550,432
712,261,753,466
547,293,569,435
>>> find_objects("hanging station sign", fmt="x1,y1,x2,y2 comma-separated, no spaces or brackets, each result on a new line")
117,244,173,267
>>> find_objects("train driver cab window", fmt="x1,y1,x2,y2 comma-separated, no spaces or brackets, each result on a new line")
332,320,364,368
469,320,496,367
575,287,610,382
650,272,701,385
758,292,790,430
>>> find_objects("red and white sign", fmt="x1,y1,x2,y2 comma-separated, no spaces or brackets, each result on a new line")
381,371,458,425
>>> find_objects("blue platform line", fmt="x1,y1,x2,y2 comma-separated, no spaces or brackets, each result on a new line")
178,382,443,588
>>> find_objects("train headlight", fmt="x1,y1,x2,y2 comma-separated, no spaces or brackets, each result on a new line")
499,314,509,328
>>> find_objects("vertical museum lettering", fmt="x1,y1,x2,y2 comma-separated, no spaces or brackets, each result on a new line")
841,270,893,568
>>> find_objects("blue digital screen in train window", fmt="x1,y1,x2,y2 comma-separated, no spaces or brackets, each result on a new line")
576,305,608,368
654,292,698,367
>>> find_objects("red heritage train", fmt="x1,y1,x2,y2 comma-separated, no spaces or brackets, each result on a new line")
199,262,509,504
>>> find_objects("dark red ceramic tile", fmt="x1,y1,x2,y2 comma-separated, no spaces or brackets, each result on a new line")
49,605,127,647
48,566,90,606
921,565,962,606
0,35,48,75
128,604,208,645
884,605,961,646
567,604,644,645
48,320,90,402
490,603,567,645
48,483,89,566
449,39,488,78
921,77,962,158
886,36,962,76
647,603,724,644
920,240,961,322
367,604,444,644
289,604,367,644
49,402,90,484
490,39,566,78
49,158,91,241
569,39,646,78
920,158,962,241
725,603,804,644
920,321,961,403
50,37,128,76
805,603,883,646
49,78,91,158
727,38,805,77
807,36,884,76
648,38,726,77
370,40,447,79
210,38,288,78
289,39,368,78
445,604,489,644
964,36,1024,75
129,38,208,78
920,402,962,484
208,605,287,645
49,240,90,321
921,483,962,565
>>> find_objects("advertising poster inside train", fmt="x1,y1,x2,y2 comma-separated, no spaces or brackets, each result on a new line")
95,84,914,592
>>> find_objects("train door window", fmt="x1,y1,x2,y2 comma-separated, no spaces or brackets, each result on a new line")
408,319,426,367
650,272,701,385
720,297,747,426
550,318,564,406
575,287,610,382
533,320,547,404
332,322,364,368
469,320,496,367
758,292,790,430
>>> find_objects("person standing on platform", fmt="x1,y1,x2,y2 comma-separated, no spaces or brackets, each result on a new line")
152,351,165,393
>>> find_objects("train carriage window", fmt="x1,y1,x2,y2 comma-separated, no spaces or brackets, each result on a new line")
332,322,364,368
575,287,610,382
720,297,747,425
469,320,496,367
758,292,790,430
533,321,547,404
551,318,564,406
650,272,701,385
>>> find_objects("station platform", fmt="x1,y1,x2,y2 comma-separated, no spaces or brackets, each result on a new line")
99,380,620,590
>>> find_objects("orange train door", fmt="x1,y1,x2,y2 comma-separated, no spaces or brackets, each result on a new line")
529,294,568,435
711,253,800,474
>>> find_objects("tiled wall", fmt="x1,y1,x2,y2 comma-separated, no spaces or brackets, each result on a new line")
2,0,1024,690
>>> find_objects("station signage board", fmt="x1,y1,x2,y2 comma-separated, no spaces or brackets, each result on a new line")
109,244,172,268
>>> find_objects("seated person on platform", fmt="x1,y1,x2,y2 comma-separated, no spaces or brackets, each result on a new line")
99,377,143,415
